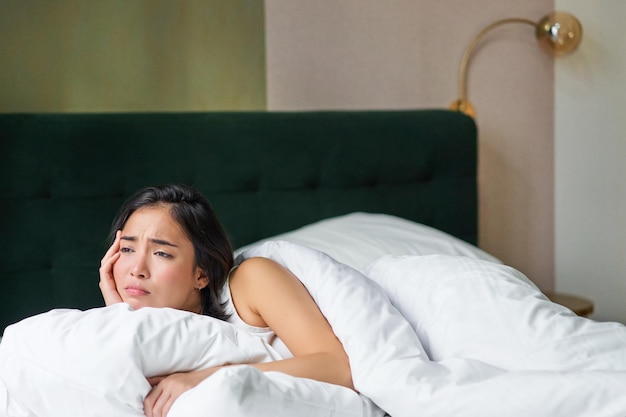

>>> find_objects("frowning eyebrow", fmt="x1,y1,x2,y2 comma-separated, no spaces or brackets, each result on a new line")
120,236,179,247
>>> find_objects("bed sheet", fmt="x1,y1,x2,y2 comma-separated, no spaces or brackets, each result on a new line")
248,242,626,417
2,241,626,417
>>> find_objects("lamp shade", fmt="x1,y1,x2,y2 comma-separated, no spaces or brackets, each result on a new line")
536,11,583,56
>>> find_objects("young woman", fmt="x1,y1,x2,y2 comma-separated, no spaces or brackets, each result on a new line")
99,184,354,417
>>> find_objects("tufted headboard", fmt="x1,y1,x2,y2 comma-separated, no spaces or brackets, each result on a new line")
0,110,477,331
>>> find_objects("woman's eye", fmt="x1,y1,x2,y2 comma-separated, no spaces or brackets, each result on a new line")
155,251,172,258
120,247,133,253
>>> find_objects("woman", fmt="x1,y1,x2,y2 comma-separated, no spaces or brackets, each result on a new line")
99,184,354,417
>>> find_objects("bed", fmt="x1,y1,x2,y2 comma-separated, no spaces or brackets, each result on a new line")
0,110,478,330
1,110,625,417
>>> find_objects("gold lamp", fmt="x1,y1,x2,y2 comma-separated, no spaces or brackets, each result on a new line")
450,11,583,118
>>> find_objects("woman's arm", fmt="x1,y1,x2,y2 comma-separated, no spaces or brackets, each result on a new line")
144,257,354,417
229,256,354,390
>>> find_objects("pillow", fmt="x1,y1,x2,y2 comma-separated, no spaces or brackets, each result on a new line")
0,304,279,417
168,367,382,417
235,212,500,271
0,304,382,417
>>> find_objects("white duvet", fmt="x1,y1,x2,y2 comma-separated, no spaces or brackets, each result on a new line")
1,240,626,417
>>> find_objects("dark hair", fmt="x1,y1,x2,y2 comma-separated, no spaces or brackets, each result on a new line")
109,184,233,320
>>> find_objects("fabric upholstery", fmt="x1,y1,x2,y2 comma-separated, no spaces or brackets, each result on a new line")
0,110,477,330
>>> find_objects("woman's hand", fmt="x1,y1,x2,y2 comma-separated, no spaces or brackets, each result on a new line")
144,367,223,417
99,230,123,306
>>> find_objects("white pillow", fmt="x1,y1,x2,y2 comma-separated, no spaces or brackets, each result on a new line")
0,304,381,417
235,212,499,271
169,367,382,417
0,304,283,416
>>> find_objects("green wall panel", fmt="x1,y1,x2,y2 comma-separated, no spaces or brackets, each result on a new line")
0,0,266,112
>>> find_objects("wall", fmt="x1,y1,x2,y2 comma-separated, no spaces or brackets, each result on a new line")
0,0,266,112
7,0,619,322
265,0,556,290
555,0,626,322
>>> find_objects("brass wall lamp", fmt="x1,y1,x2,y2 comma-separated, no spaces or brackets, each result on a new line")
450,11,583,118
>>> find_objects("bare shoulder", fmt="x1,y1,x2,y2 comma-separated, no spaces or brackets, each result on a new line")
231,257,347,361
235,256,287,274
231,257,309,298
229,257,307,326
231,257,300,287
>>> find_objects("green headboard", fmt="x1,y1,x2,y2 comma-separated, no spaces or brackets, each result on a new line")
0,110,477,332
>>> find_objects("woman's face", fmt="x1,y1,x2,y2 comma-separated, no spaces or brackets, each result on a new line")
112,205,207,313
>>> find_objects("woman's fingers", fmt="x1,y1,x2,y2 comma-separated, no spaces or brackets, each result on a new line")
99,230,123,305
144,372,209,417
101,230,121,265
144,379,174,417
99,251,120,277
147,376,165,386
143,383,162,417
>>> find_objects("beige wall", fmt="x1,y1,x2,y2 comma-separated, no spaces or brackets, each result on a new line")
1,0,562,295
0,0,266,112
265,0,556,291
555,0,626,322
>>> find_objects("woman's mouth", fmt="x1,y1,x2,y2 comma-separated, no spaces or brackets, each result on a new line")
125,286,150,296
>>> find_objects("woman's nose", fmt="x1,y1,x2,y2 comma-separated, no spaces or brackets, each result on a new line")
130,253,149,278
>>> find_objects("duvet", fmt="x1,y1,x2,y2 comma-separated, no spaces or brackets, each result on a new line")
1,240,626,417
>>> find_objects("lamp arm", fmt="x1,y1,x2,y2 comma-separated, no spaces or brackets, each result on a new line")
458,18,536,106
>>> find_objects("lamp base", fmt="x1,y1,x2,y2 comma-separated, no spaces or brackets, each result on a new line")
449,99,476,118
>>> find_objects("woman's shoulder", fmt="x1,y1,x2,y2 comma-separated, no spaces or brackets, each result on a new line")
229,257,292,328
233,256,285,277
230,256,300,293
